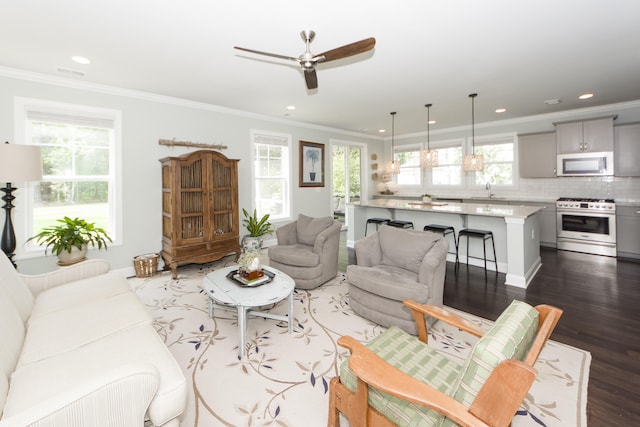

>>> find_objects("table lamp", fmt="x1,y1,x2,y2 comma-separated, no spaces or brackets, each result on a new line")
0,142,43,268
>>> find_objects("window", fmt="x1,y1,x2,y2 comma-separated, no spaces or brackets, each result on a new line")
472,135,516,186
430,139,464,186
394,145,421,186
251,130,291,220
16,98,122,253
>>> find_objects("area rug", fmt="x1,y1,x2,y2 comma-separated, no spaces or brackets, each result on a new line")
129,257,590,427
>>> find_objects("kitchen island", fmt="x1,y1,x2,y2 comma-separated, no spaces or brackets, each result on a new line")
346,199,545,288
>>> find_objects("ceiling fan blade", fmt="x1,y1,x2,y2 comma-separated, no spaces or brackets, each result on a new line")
233,46,299,63
317,37,376,63
304,69,318,90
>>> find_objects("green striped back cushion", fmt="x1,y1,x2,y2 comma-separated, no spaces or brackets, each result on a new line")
448,300,539,412
340,326,461,426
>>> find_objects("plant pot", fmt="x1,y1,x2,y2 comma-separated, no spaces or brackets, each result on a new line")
57,244,88,266
241,235,263,252
422,197,432,203
309,172,316,181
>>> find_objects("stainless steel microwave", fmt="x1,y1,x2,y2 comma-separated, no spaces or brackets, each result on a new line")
557,151,614,176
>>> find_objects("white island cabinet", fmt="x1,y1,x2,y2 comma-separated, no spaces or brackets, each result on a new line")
347,199,544,289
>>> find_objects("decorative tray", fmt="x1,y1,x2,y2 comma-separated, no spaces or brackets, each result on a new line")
226,269,275,287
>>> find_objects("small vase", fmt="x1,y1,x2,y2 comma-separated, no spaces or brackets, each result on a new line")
241,235,263,252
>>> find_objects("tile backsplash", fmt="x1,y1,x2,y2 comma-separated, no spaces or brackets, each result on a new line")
386,176,640,204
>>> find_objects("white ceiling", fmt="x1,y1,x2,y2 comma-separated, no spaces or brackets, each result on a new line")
2,0,640,137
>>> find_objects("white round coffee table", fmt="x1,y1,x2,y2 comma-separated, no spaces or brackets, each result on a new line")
201,265,295,359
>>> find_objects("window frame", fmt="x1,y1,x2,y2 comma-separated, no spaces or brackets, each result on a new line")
250,129,292,222
423,138,465,190
14,97,122,258
393,143,423,189
467,133,518,188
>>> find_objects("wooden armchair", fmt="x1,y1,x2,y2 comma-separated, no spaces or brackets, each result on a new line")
328,300,562,427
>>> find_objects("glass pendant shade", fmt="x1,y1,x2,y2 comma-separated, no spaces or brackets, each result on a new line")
463,93,483,172
387,111,400,175
420,149,439,168
463,154,484,171
387,160,401,175
420,103,438,168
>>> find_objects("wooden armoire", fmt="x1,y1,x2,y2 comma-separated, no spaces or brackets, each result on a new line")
160,150,241,278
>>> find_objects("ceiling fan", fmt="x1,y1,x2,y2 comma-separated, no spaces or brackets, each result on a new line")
234,30,376,90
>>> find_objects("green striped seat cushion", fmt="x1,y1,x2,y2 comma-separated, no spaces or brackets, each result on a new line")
339,326,460,426
447,300,539,415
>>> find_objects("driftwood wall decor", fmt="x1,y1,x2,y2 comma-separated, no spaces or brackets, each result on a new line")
158,138,228,150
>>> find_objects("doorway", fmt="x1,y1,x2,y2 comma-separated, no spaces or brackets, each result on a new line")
331,141,365,230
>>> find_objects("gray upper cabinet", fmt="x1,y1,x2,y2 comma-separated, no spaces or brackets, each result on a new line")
555,116,614,154
614,122,640,177
519,132,557,178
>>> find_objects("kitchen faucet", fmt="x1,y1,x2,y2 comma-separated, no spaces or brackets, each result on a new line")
485,182,494,199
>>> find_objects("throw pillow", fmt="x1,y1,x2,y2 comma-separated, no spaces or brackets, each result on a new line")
379,225,438,273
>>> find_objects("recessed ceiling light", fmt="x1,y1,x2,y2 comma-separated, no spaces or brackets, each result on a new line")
286,105,296,110
495,108,506,113
544,98,561,105
428,120,436,125
579,93,594,100
378,129,386,133
71,56,91,65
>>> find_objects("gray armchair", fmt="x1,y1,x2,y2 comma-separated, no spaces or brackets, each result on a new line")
268,214,343,289
346,225,449,334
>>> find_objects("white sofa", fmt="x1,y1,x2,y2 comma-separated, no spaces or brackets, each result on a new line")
0,252,186,427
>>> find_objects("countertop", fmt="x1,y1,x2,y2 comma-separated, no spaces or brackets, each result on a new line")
354,199,544,219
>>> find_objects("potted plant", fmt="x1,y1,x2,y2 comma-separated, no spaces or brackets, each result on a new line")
422,193,433,203
241,208,274,251
27,216,112,265
305,149,319,181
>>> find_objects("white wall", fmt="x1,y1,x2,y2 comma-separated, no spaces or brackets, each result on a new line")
0,72,381,273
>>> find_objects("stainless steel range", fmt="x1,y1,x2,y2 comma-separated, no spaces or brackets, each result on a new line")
556,197,616,257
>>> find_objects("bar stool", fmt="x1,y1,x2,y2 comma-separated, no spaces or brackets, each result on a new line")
387,220,414,230
365,218,390,236
423,224,459,263
457,228,497,273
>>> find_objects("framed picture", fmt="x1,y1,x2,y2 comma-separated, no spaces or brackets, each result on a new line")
299,141,325,187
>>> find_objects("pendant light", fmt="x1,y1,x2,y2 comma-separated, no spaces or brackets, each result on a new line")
420,103,438,168
463,93,484,172
387,111,401,175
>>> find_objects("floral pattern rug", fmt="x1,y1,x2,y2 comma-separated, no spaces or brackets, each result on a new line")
129,257,590,427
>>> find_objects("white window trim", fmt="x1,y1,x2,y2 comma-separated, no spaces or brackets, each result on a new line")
13,97,123,258
424,138,465,191
250,129,292,223
466,132,518,189
393,142,423,189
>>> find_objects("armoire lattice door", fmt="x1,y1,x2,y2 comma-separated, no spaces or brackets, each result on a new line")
160,150,241,278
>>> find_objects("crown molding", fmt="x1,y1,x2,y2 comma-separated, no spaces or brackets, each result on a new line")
0,66,381,141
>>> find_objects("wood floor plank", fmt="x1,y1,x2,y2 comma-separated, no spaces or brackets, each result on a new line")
340,235,640,425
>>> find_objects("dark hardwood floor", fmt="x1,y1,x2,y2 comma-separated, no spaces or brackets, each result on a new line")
340,233,640,425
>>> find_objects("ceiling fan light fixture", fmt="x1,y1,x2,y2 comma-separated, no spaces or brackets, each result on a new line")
463,93,484,172
387,112,401,175
421,103,438,168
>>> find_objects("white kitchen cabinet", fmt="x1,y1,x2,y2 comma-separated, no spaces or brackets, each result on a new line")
518,132,557,178
616,205,640,259
614,122,640,177
555,116,615,154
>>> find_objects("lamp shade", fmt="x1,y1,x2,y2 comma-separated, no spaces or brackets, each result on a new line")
0,144,43,182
